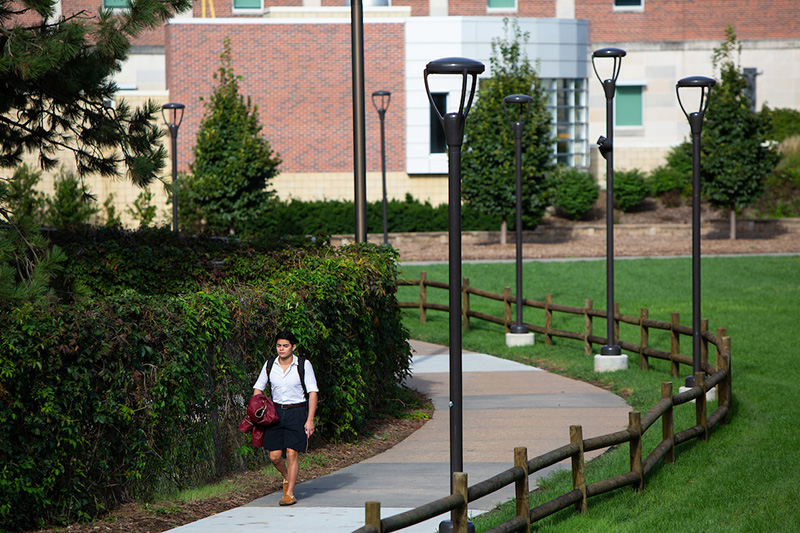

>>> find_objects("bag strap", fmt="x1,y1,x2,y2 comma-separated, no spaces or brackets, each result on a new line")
265,355,309,401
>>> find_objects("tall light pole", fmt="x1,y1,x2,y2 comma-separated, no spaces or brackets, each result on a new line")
350,0,367,242
424,58,484,496
676,76,716,387
162,102,185,233
592,48,625,361
372,90,391,245
503,94,533,344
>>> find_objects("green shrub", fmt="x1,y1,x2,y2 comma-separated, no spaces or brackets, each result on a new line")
45,169,100,228
648,142,692,204
767,107,800,142
752,135,800,218
613,168,649,212
0,164,46,226
549,166,598,220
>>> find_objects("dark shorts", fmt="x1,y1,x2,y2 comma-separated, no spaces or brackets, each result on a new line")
262,405,308,453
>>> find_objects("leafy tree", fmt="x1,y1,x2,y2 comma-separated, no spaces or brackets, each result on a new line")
701,26,779,239
462,19,554,243
179,38,282,235
127,188,158,227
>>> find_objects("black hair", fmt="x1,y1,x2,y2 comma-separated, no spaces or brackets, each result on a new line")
275,330,298,345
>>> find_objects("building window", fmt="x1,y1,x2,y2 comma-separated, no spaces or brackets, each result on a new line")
430,93,447,154
616,85,643,127
233,0,261,10
613,0,644,11
487,0,517,12
103,0,129,7
545,79,589,167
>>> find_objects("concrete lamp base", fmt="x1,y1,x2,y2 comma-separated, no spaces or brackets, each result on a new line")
506,332,535,347
594,353,628,372
678,386,717,403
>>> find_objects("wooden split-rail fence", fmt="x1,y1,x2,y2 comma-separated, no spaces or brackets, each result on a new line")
351,272,733,533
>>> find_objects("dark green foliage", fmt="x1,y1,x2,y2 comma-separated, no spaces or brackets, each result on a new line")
0,164,46,226
701,27,779,215
648,141,692,205
44,169,100,228
1,230,410,530
461,19,554,230
178,38,281,235
261,195,502,235
766,107,800,142
550,166,598,220
613,168,648,212
0,0,191,188
752,136,800,218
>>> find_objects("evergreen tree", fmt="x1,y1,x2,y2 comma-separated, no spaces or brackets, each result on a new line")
701,26,779,239
462,19,554,242
179,38,282,235
0,0,191,189
45,169,100,228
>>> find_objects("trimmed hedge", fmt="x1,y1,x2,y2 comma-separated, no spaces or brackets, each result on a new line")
0,229,410,530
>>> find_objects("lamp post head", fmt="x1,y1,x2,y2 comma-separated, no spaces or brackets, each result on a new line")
592,48,626,98
161,102,185,135
503,94,532,127
424,57,485,123
371,90,391,115
676,76,716,129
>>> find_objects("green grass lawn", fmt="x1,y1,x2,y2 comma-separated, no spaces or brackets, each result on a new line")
397,255,800,532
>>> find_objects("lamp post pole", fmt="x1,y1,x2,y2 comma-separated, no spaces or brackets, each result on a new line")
503,94,532,335
162,102,185,234
372,90,392,245
677,76,716,387
592,48,625,357
350,0,367,242
424,57,484,494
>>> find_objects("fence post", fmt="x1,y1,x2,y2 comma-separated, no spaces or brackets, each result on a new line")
365,501,381,532
504,286,512,334
452,472,469,533
640,308,650,371
570,425,587,513
670,313,680,377
700,318,709,369
629,411,643,491
718,337,731,424
584,299,593,355
695,372,708,441
545,293,553,346
419,271,427,324
613,301,621,346
662,382,674,463
514,447,530,529
463,277,470,331
715,327,726,367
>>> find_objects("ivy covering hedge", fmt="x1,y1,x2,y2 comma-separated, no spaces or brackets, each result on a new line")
0,228,410,530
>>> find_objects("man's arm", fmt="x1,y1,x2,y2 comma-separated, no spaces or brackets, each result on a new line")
304,391,318,437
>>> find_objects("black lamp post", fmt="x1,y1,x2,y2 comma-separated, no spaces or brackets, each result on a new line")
503,94,532,336
350,0,368,242
424,57,484,490
372,90,392,245
676,76,715,387
162,102,185,233
592,48,625,356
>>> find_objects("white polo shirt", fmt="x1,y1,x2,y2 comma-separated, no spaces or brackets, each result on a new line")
253,355,319,405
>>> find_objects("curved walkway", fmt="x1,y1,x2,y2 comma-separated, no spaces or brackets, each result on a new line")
166,340,630,533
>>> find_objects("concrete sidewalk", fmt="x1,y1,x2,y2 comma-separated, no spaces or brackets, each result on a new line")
166,340,630,533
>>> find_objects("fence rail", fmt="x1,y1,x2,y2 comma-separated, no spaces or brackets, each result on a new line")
351,273,733,533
